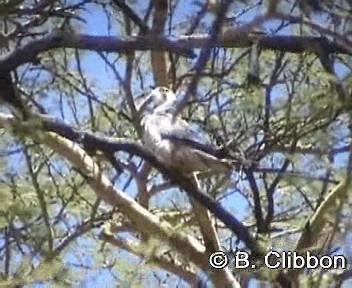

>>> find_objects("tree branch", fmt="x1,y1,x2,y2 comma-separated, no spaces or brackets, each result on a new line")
0,112,245,286
0,33,348,71
0,112,263,256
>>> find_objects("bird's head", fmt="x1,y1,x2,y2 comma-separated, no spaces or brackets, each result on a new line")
149,86,176,106
138,86,177,115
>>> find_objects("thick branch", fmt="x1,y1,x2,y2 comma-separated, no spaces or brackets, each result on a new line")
151,0,169,86
0,113,263,256
0,114,208,262
0,33,349,71
0,113,246,286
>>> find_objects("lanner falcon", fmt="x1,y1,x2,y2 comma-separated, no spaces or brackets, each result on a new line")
141,87,232,175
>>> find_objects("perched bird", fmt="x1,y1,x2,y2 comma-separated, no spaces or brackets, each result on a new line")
140,86,232,175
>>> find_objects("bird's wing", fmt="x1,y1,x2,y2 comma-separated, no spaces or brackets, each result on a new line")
166,115,205,141
157,115,229,156
160,133,228,158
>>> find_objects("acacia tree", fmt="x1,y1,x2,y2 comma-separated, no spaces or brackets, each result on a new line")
0,0,352,287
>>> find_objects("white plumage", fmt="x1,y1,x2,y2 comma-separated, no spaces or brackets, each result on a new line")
141,87,232,174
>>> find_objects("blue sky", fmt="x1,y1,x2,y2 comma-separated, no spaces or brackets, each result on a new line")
4,1,352,287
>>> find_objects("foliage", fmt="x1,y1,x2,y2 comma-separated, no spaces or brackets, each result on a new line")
0,0,352,287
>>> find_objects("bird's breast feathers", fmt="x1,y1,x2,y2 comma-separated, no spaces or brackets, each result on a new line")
141,113,231,174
